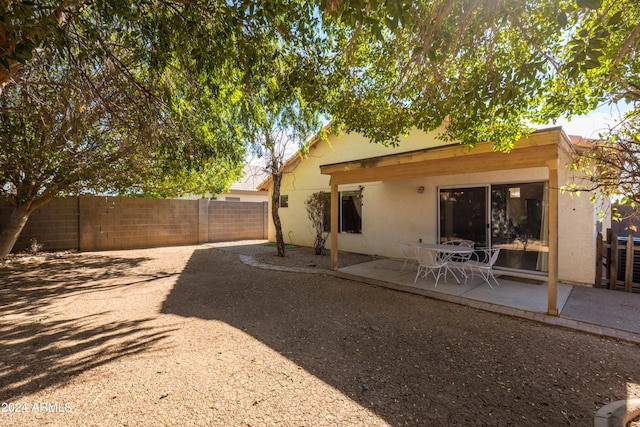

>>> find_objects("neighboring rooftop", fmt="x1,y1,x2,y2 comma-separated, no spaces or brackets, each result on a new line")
230,165,269,192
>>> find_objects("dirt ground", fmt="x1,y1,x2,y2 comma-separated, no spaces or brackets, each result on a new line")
1,243,639,427
252,245,379,270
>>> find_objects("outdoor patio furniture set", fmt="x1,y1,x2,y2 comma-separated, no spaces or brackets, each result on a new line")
400,241,501,289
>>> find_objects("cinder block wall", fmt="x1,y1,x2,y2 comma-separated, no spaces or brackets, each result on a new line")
0,196,268,254
79,196,200,251
0,198,79,252
208,200,268,242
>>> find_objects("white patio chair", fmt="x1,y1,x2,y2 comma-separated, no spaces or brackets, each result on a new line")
443,239,475,280
399,241,418,272
458,247,501,288
414,247,447,287
442,239,475,250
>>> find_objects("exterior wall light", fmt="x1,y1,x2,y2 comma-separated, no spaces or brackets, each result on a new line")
418,186,425,194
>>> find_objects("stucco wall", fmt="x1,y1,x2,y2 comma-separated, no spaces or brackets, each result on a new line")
557,148,608,284
267,128,602,285
218,192,269,203
271,128,448,244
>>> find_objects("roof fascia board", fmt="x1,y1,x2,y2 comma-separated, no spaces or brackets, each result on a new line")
327,143,560,185
321,129,562,177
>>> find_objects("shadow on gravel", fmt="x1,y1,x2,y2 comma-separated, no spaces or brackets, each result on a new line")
0,253,171,315
0,254,174,401
161,247,639,426
0,314,171,400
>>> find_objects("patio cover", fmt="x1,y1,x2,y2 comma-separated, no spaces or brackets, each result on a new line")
320,127,576,315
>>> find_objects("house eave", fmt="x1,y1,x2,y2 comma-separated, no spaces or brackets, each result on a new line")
320,128,566,185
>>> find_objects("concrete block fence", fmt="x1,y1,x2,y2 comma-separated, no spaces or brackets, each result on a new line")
0,196,268,253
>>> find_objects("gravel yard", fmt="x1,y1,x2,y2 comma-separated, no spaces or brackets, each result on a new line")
1,243,639,426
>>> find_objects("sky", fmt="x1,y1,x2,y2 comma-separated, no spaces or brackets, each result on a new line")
537,102,632,139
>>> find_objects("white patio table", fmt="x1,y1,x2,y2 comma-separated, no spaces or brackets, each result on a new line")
417,243,474,283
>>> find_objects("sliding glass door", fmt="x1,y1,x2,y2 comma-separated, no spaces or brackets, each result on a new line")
439,182,549,274
439,187,488,247
491,182,548,272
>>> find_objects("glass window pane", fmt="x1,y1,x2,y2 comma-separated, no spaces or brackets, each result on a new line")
491,182,548,272
321,192,331,233
439,187,487,246
340,190,362,233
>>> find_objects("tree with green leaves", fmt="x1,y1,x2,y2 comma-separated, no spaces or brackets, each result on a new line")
321,0,640,222
3,0,638,259
321,0,638,148
542,0,640,214
321,0,568,149
0,0,322,258
566,110,640,219
0,39,244,259
240,16,330,257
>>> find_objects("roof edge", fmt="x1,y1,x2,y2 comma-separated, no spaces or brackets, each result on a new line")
256,121,334,191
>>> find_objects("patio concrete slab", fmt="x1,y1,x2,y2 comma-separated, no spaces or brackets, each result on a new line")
413,276,482,296
340,259,573,314
340,258,409,282
560,286,640,335
460,277,573,313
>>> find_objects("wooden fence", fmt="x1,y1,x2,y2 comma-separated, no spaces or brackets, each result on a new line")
595,230,640,292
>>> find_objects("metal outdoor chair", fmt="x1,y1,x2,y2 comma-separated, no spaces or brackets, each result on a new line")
442,239,475,280
414,247,447,287
399,241,418,272
456,247,501,288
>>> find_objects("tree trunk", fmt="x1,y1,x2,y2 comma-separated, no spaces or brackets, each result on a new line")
271,172,285,257
0,203,34,259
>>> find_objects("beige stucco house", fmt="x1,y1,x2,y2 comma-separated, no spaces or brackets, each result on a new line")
258,125,607,313
216,164,269,202
183,164,268,202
